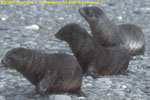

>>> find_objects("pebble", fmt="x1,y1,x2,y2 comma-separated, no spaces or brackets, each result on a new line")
22,32,32,37
121,85,127,89
0,96,6,100
58,17,65,20
0,82,6,88
78,97,86,99
96,78,112,85
117,16,123,20
49,95,72,100
145,71,150,76
86,83,92,87
11,37,18,41
4,34,11,39
86,76,93,80
24,25,39,30
0,14,8,21
113,89,125,96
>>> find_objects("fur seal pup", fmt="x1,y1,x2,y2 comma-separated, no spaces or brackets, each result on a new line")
55,23,131,76
79,7,145,56
1,48,82,95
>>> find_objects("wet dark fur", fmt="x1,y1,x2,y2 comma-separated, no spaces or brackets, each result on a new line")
79,7,145,56
1,48,82,95
55,23,131,76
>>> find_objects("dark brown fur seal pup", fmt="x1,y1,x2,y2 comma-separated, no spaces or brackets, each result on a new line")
1,48,82,95
79,7,145,56
55,23,131,76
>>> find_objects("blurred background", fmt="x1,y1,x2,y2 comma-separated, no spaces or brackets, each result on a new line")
0,0,150,100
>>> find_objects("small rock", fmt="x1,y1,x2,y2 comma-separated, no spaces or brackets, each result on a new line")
145,71,150,76
78,97,86,99
45,44,51,48
145,77,150,81
0,96,5,100
0,14,8,21
86,83,92,87
109,3,115,6
113,89,125,96
106,93,112,96
25,25,39,30
11,37,18,41
0,82,6,88
86,76,93,80
11,43,21,48
134,11,141,15
117,16,123,20
143,7,150,11
128,93,142,97
123,97,132,100
121,85,127,89
22,32,31,37
143,88,150,93
58,17,64,20
132,56,137,59
23,41,37,46
49,95,72,100
4,34,11,39
0,49,2,54
96,78,112,85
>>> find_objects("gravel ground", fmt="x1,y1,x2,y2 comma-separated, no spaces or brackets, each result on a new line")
0,0,150,100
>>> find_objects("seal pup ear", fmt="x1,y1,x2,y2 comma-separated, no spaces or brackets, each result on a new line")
79,7,101,19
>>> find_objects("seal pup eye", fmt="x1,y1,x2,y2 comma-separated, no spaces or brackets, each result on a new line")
8,56,16,62
85,9,93,17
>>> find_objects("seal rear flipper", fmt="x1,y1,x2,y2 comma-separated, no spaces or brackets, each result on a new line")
118,24,145,56
118,69,129,76
70,89,86,97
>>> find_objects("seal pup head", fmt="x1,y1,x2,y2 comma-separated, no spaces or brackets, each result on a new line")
1,48,28,69
55,23,86,42
79,7,105,24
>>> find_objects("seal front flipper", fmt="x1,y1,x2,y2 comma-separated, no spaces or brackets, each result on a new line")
119,69,135,76
118,69,129,76
36,72,56,95
86,61,100,79
70,89,86,97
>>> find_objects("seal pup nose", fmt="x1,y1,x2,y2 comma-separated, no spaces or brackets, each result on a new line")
79,8,85,15
1,59,3,64
0,60,4,67
55,33,58,37
55,33,60,39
